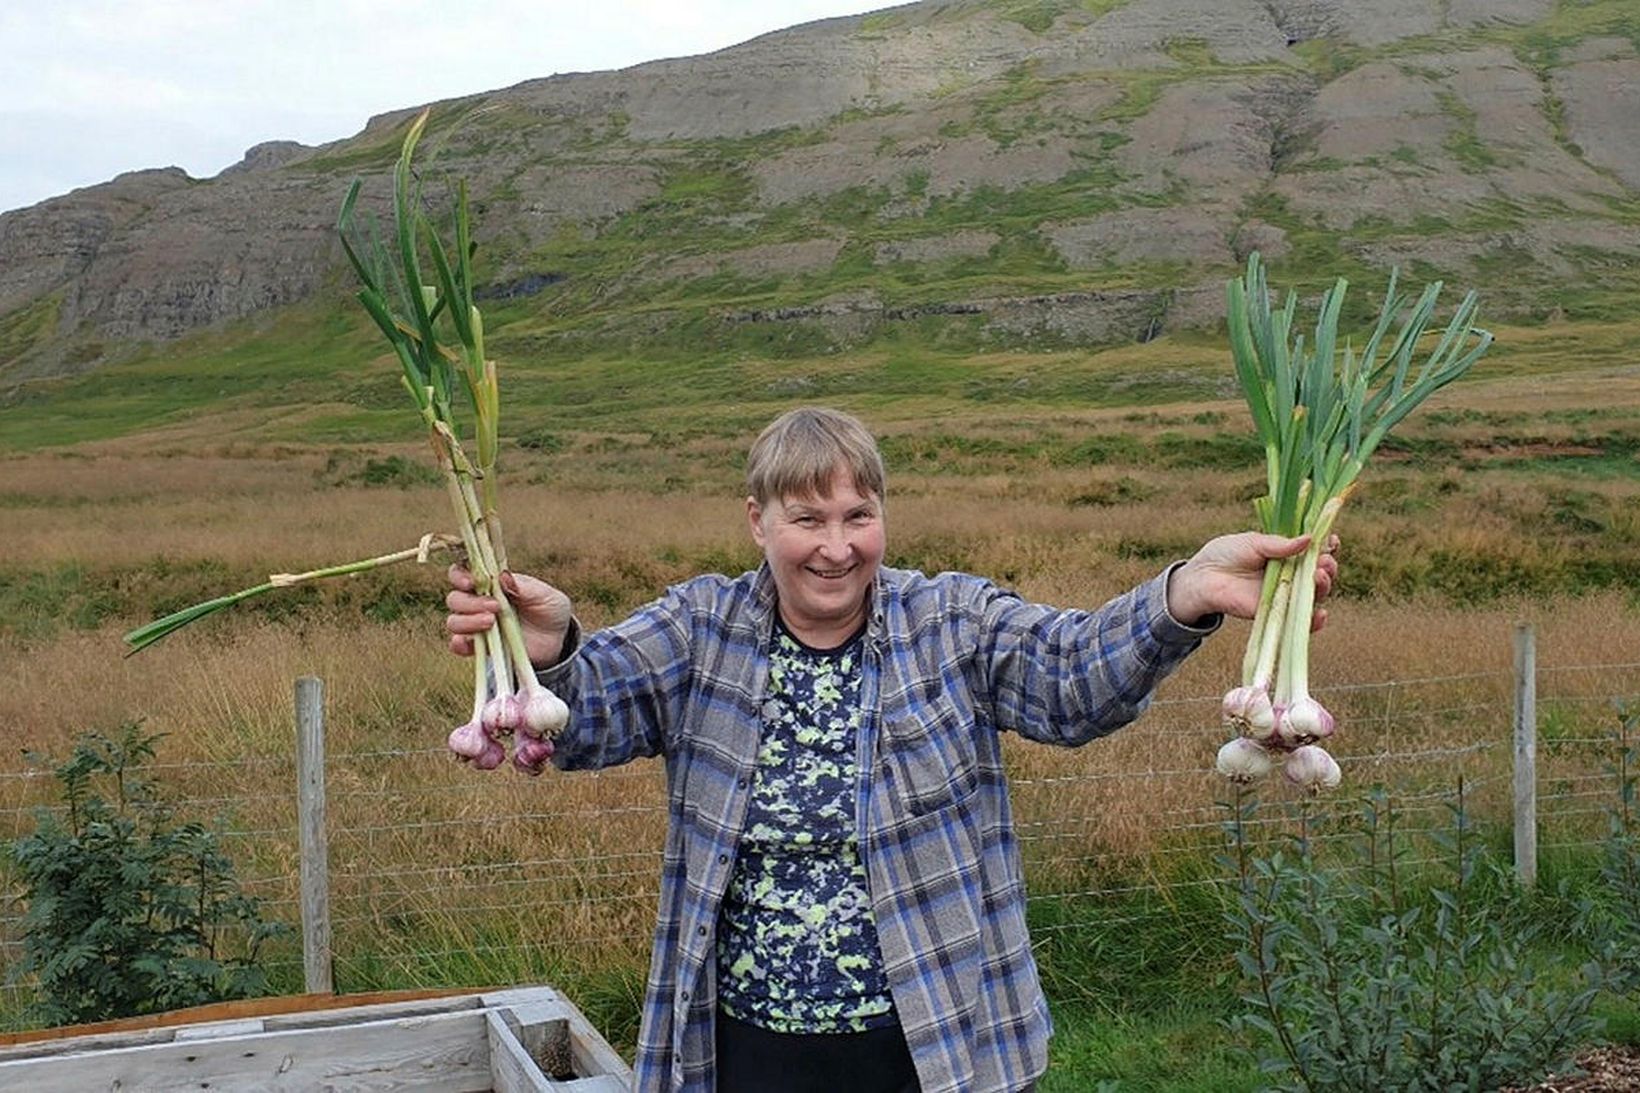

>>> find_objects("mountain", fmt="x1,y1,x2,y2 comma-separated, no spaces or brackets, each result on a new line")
2,0,1638,386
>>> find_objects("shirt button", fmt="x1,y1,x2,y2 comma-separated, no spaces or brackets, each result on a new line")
718,853,729,865
697,926,707,937
681,990,690,1002
737,778,749,790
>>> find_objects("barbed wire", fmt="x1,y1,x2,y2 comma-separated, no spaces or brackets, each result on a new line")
1539,661,1640,675
0,658,1632,1025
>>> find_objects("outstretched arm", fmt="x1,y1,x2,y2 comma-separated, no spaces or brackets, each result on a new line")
974,532,1338,746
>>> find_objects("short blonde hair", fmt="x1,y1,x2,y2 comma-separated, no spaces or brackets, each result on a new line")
746,407,886,505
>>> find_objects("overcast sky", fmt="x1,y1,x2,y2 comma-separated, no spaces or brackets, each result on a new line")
0,0,890,215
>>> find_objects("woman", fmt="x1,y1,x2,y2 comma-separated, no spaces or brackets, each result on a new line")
445,407,1336,1093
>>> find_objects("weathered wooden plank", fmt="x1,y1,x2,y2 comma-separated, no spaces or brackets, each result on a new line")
563,1005,634,1084
480,986,564,1010
492,1000,574,1078
171,1017,266,1042
0,995,484,1063
0,986,491,1053
0,1010,491,1092
488,1010,555,1093
482,987,629,1085
0,985,630,1089
0,1028,176,1063
260,994,482,1031
500,1000,573,1030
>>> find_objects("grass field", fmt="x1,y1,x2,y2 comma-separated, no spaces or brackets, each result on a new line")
5,0,1640,1078
1,312,1637,1085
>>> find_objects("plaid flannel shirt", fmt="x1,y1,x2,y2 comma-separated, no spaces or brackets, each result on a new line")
540,563,1212,1093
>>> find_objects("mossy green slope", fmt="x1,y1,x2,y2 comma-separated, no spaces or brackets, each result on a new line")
1,0,1637,447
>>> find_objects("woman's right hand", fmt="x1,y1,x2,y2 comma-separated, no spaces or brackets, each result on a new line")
446,566,575,669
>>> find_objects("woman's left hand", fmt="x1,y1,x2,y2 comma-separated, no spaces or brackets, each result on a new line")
1166,532,1339,629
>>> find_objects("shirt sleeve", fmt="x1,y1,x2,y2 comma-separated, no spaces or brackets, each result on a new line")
534,582,696,770
968,563,1213,747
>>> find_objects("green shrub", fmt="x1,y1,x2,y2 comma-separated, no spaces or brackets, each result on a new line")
5,723,288,1027
515,427,565,453
1068,476,1155,507
358,455,440,488
1221,781,1601,1091
1581,702,1640,999
317,451,440,489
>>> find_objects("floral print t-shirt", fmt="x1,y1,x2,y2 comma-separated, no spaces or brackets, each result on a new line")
714,620,894,1034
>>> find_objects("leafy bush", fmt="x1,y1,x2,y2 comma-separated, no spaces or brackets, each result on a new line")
1221,781,1601,1092
5,723,288,1026
1068,475,1155,508
317,451,440,488
358,455,438,487
1582,702,1640,999
515,427,565,453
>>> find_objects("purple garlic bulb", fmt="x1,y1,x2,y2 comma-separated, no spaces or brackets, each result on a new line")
512,735,556,776
1283,745,1342,793
1275,697,1335,749
1222,685,1277,741
1216,737,1275,784
447,720,489,760
472,736,507,771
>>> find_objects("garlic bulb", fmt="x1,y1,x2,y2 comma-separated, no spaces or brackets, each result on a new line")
1275,697,1336,749
1223,685,1278,741
1217,737,1276,783
1283,745,1342,793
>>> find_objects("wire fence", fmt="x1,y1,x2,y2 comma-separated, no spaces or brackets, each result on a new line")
1,636,1635,1024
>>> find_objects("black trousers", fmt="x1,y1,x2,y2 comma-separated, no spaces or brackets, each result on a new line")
715,1011,921,1093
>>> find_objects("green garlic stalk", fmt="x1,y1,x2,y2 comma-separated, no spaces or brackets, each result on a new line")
122,535,462,654
1215,253,1492,791
337,109,566,769
125,110,566,772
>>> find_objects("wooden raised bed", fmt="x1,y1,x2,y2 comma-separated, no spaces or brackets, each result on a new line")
0,985,633,1091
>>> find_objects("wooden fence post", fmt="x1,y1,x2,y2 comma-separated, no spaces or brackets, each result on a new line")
295,676,334,993
1512,623,1537,889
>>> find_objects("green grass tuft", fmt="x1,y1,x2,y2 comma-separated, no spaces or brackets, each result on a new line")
0,293,64,373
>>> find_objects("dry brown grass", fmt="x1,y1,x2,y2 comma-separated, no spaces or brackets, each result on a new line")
1,385,1637,1002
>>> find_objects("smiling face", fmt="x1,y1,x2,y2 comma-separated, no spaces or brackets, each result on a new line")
747,465,886,648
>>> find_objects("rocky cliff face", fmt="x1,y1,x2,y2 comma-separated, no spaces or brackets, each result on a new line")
3,0,1637,382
